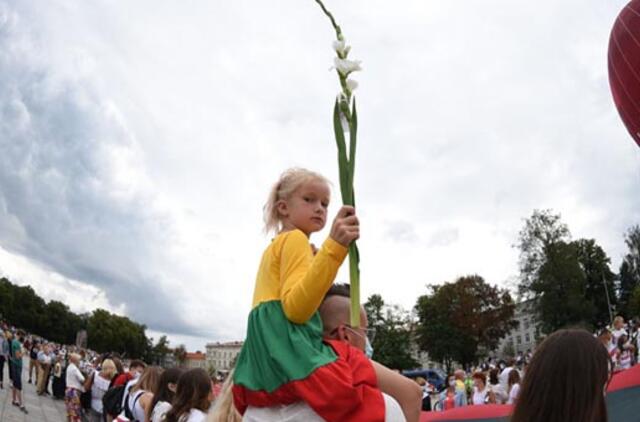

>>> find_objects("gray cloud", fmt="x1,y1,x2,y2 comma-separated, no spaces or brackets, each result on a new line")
0,4,203,337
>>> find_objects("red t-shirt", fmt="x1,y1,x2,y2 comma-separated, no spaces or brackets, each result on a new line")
113,372,134,387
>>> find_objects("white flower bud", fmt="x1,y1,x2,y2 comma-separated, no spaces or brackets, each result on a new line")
346,79,358,92
334,57,362,76
332,40,347,54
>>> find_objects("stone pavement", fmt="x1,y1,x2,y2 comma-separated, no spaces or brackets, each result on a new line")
0,358,67,422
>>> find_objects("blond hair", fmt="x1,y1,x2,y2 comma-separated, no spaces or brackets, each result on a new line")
263,168,330,234
131,366,162,393
208,370,241,422
101,359,117,380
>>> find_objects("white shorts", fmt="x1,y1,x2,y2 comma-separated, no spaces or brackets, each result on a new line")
243,392,406,422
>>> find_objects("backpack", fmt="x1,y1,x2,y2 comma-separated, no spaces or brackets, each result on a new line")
102,385,126,416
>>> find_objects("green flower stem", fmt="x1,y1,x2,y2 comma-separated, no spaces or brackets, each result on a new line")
318,0,361,328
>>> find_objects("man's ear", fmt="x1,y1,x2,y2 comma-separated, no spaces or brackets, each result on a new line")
336,325,350,342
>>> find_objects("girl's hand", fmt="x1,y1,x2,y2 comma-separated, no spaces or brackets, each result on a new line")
330,205,359,246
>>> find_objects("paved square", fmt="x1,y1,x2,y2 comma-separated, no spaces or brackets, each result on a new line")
0,359,67,422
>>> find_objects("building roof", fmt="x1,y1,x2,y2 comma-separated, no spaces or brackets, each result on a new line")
185,352,206,360
205,341,244,348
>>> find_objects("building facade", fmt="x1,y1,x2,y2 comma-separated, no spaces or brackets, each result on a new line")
498,300,540,357
185,351,207,369
206,341,243,372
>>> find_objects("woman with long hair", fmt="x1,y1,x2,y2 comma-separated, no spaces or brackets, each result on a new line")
511,329,611,422
148,367,183,422
165,368,213,422
506,368,521,405
125,366,162,422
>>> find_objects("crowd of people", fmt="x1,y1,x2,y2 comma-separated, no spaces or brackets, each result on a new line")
0,321,242,422
408,314,639,420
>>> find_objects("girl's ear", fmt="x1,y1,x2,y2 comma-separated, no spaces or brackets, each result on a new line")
276,199,288,218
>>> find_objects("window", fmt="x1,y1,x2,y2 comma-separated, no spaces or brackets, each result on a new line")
525,333,530,343
524,319,530,330
517,335,522,345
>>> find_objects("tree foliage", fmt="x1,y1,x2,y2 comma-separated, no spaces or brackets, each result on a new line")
364,294,418,370
517,210,617,333
414,275,517,371
618,225,640,318
0,277,86,344
87,309,151,358
0,277,152,358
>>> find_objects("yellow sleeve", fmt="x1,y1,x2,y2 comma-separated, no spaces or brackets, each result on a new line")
279,230,348,324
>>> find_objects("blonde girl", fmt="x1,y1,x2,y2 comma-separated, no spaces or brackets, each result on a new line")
232,168,421,422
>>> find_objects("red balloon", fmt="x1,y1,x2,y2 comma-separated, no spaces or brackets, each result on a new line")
608,0,640,149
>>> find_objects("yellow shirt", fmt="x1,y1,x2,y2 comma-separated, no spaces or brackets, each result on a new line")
252,229,348,324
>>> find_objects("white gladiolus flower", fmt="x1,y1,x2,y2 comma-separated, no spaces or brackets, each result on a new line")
332,40,347,55
346,79,358,92
334,57,362,76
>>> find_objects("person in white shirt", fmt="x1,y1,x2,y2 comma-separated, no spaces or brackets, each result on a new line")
611,316,628,349
87,359,117,422
65,353,86,422
488,368,507,404
163,368,213,422
471,372,495,405
507,369,521,405
499,359,515,394
124,366,162,422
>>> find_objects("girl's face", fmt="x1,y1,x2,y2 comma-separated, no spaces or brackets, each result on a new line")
279,180,330,235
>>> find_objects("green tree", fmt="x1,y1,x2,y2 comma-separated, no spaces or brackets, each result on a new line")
414,275,517,372
87,309,150,358
173,344,187,367
517,210,602,333
627,286,640,318
618,226,640,318
574,239,616,327
150,335,172,366
364,295,418,370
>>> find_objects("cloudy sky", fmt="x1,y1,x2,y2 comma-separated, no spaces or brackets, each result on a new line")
0,0,638,351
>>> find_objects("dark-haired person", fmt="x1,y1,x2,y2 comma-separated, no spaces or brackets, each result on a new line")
149,367,183,422
470,372,494,405
165,368,213,422
28,340,39,384
0,330,9,389
506,368,521,405
113,359,146,387
614,334,635,372
9,331,28,413
488,368,506,404
511,329,610,422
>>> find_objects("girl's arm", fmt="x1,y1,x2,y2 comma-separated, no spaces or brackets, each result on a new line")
280,230,347,324
280,206,358,324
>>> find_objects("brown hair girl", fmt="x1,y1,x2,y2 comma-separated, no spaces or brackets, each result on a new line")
165,368,212,422
511,329,610,422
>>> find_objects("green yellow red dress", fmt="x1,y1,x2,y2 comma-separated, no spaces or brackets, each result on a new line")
232,229,384,421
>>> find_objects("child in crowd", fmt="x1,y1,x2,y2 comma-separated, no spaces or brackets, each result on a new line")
232,168,420,422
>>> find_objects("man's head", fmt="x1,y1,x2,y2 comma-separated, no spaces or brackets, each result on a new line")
319,283,371,353
454,369,465,381
129,359,146,377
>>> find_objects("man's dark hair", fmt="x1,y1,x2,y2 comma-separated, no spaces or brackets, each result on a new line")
129,359,146,370
324,283,350,300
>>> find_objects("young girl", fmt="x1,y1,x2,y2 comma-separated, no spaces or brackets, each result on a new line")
233,168,420,422
165,368,213,422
